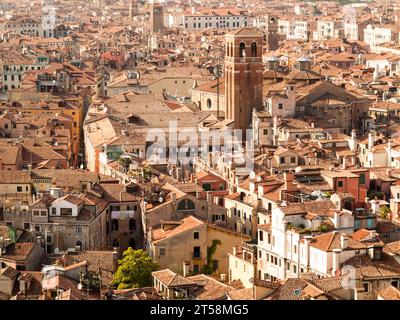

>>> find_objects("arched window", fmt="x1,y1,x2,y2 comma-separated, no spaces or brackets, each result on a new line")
129,218,136,231
239,42,246,58
76,240,82,250
177,199,196,211
251,42,257,57
207,98,212,109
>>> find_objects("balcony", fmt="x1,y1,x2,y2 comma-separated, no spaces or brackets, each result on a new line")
111,210,135,219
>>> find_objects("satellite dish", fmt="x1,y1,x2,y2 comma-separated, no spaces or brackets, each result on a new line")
158,197,163,203
249,171,256,179
78,283,83,290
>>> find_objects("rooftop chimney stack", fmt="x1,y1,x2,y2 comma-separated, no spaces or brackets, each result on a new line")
334,210,340,229
183,261,190,277
368,131,375,149
332,248,342,275
340,234,348,249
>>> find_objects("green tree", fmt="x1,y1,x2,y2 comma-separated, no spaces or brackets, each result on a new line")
113,248,159,289
379,206,391,220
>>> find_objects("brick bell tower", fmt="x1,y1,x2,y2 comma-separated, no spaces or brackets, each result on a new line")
224,28,264,134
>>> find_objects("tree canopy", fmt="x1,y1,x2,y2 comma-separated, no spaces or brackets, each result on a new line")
113,248,159,289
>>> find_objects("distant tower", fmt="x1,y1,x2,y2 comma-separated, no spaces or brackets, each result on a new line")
224,28,264,133
129,0,138,21
41,2,57,38
150,3,164,33
265,15,279,51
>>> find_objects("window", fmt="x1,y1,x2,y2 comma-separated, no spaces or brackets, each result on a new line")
259,230,263,241
202,183,211,191
76,226,82,233
112,219,119,231
239,42,246,57
280,157,285,164
76,240,82,249
291,157,296,163
177,199,195,211
129,219,136,231
193,246,201,258
159,248,165,256
251,42,257,57
17,186,23,192
359,173,365,184
193,264,199,274
293,265,297,273
194,231,199,239
60,208,72,216
337,180,344,188
24,223,30,230
362,282,369,292
278,103,283,109
47,235,52,243
263,129,268,135
206,98,212,109
51,208,56,215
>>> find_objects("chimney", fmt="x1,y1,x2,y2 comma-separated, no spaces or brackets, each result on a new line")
332,248,342,275
340,234,348,249
342,156,347,170
283,220,289,232
310,122,315,128
334,210,341,229
220,273,227,282
304,236,312,269
351,129,357,140
112,248,119,271
183,261,190,277
350,129,358,152
284,172,296,192
368,131,374,149
149,227,154,241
